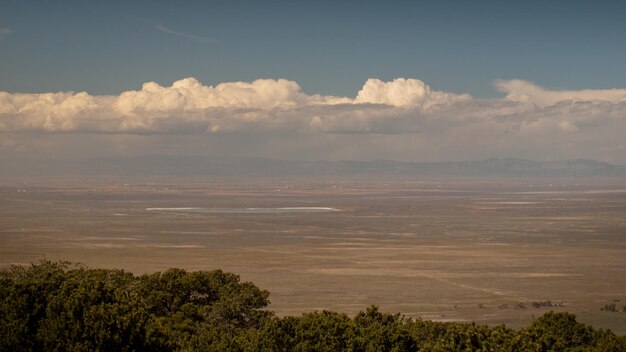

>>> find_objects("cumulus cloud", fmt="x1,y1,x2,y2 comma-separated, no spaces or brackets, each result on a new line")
1,77,626,162
1,77,625,135
495,79,626,107
355,78,471,109
115,77,322,113
0,91,101,132
0,77,474,133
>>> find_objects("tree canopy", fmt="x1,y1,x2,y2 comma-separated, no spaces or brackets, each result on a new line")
1,261,624,351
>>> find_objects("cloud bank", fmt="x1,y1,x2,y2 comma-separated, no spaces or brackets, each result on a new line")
495,79,626,107
1,77,625,162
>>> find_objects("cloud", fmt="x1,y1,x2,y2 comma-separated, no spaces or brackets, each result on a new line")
1,77,626,162
155,24,214,43
0,91,101,132
495,79,626,107
355,78,471,109
2,77,625,134
0,27,11,40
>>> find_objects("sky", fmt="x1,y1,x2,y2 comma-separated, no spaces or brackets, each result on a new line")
1,0,626,163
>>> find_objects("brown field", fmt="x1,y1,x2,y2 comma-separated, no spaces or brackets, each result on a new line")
1,178,626,333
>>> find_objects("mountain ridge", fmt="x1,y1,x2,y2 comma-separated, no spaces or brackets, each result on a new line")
2,156,626,179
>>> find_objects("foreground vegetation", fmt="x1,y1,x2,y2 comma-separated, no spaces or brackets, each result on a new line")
1,261,624,351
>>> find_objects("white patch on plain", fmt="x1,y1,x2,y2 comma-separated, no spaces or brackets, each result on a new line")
146,207,339,213
475,201,542,205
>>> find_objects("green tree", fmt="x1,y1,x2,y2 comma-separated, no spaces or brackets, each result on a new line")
350,305,416,352
3,262,625,352
0,260,79,351
517,311,594,351
0,261,271,352
256,311,353,351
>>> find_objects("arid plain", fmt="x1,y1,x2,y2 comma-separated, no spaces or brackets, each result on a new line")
1,179,625,333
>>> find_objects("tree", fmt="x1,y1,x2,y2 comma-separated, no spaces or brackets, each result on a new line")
0,261,271,351
2,262,625,352
517,311,594,351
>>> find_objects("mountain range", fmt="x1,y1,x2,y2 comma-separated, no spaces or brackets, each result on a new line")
3,156,626,179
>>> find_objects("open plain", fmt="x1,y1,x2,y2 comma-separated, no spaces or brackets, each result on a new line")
1,178,626,333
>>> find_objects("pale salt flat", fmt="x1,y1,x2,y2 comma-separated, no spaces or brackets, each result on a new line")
475,201,542,205
146,207,339,214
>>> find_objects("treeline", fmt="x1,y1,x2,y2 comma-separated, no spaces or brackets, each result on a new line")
1,262,624,351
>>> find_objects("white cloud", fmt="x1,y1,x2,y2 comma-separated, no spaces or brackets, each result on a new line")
495,79,626,107
0,91,101,132
1,77,626,162
355,78,471,109
114,77,320,113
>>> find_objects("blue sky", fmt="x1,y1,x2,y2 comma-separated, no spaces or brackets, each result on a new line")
1,0,625,97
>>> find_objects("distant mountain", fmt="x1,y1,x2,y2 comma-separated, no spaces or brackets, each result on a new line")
2,156,626,179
